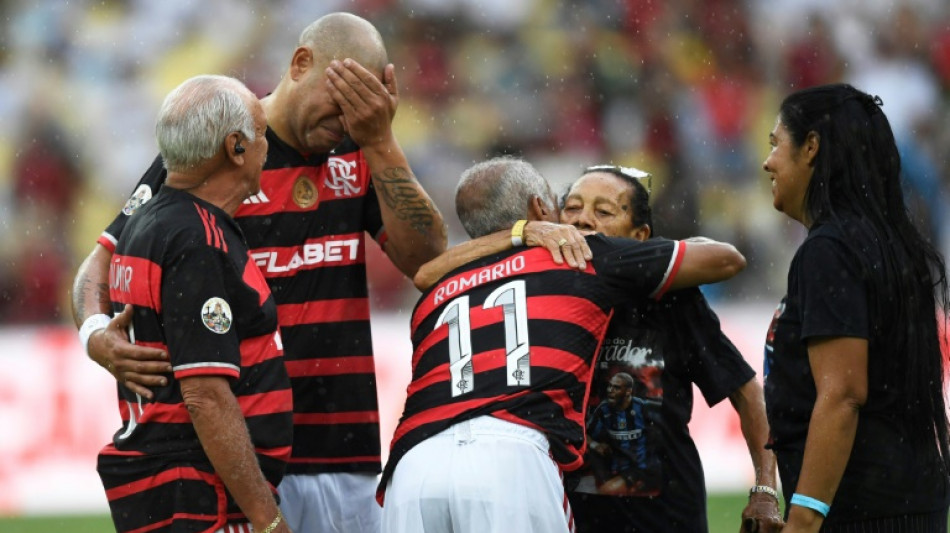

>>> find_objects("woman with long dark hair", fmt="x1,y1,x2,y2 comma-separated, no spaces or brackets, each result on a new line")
762,83,950,532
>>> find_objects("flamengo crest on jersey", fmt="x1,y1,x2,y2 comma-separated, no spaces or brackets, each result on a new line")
325,157,361,197
122,184,152,215
202,297,233,334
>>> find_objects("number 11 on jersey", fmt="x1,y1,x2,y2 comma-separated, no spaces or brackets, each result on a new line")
485,280,530,386
435,279,531,397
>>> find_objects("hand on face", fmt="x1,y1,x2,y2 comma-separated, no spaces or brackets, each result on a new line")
324,59,398,149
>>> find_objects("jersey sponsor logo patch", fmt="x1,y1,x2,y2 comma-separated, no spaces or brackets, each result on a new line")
201,297,233,334
252,238,360,274
122,184,153,215
325,157,361,197
292,176,319,209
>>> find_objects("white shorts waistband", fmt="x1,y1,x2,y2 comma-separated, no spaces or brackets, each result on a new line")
436,416,549,451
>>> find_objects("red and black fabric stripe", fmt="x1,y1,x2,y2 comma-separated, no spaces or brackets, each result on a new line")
234,135,384,474
194,202,228,252
100,187,293,531
97,458,274,533
379,237,681,503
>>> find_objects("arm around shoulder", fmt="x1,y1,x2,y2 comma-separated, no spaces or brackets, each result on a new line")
669,237,746,290
413,228,511,291
72,243,171,399
412,221,592,291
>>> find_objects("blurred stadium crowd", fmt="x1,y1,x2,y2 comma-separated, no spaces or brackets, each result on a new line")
1,0,949,324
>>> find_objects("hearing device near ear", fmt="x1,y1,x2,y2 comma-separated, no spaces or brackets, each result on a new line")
234,141,245,154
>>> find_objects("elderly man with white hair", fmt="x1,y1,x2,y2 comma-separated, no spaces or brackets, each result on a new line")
94,74,293,533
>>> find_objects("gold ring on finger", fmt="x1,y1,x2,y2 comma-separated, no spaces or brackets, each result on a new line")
557,238,568,247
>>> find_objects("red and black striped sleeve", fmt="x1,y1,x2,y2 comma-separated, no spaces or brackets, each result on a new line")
587,235,684,301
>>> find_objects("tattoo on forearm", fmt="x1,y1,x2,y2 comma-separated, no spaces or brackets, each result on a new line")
96,282,110,310
77,275,111,320
375,167,437,236
74,275,110,322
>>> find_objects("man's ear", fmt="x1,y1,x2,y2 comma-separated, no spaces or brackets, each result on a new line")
290,47,313,81
226,132,244,163
526,195,553,222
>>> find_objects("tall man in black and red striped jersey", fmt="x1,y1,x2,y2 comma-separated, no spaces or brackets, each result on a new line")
377,157,746,533
71,12,446,533
99,74,293,533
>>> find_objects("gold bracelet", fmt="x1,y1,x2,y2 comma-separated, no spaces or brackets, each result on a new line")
511,219,528,247
261,509,283,533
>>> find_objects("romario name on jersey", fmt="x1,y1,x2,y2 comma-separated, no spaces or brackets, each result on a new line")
432,255,526,305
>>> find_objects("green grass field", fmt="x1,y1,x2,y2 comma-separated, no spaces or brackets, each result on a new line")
4,496,945,532
0,493,762,533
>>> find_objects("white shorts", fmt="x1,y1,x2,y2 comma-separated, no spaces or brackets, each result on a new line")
381,416,574,533
278,471,382,533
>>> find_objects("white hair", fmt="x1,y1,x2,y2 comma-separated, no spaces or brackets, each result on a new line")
455,156,555,238
155,75,256,173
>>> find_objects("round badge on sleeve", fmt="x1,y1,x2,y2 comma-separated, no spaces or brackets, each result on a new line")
201,297,233,334
122,184,153,215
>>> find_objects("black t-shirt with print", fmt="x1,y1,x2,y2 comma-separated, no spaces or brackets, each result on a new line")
764,220,949,525
567,287,755,533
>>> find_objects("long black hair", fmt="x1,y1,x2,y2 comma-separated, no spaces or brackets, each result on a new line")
780,83,950,467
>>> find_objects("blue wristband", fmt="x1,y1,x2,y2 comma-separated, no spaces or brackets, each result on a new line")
790,493,830,517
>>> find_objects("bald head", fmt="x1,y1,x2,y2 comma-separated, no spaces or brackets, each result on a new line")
299,12,388,75
455,157,556,238
156,75,257,173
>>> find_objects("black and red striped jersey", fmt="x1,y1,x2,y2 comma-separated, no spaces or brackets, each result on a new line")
99,129,387,475
378,235,685,502
98,186,293,533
